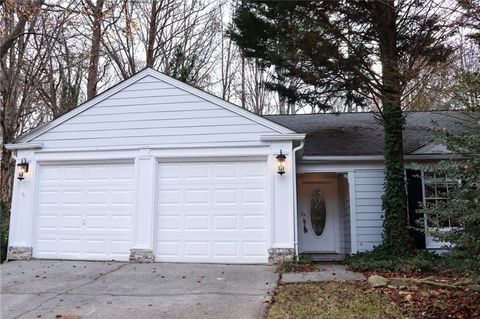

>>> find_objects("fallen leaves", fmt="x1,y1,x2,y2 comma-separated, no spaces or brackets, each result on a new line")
371,274,480,319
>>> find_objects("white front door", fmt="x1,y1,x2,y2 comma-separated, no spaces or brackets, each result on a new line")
298,177,339,253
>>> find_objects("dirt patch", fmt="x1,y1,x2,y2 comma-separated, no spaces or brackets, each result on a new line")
267,282,409,319
366,273,480,319
267,278,479,319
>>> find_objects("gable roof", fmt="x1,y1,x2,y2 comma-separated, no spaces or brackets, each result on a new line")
265,111,474,156
14,68,294,144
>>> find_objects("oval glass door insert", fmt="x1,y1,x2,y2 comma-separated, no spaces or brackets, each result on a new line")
310,190,326,236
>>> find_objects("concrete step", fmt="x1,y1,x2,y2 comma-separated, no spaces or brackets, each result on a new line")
301,253,346,262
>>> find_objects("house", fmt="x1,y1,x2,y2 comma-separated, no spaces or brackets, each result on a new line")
5,68,463,264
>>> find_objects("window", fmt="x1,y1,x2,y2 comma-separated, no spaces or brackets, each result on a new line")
310,190,326,236
422,172,459,229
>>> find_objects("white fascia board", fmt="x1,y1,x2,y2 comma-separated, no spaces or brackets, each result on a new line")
302,154,455,162
5,142,43,150
143,69,295,134
302,155,385,161
260,133,306,141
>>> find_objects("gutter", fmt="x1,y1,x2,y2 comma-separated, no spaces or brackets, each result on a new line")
261,133,306,141
5,142,43,150
291,140,305,260
302,154,455,162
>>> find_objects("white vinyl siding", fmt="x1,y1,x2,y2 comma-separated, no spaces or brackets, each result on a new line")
354,170,384,251
155,160,269,263
31,76,276,149
34,163,134,261
338,175,351,254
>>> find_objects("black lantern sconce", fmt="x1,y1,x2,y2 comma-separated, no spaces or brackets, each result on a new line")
17,158,29,180
276,150,287,175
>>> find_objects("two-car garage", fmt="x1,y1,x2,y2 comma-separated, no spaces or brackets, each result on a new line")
8,68,297,264
33,160,269,263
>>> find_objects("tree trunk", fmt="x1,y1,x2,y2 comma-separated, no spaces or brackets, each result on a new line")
0,0,45,60
146,0,158,68
241,53,246,108
86,0,104,100
374,0,412,251
0,145,14,207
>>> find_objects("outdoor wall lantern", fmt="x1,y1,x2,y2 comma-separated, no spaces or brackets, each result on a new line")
276,150,287,175
17,158,29,181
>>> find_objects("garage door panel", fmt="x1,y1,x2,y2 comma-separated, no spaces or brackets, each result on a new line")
243,242,268,257
213,215,237,230
34,163,134,261
213,242,238,257
156,160,269,263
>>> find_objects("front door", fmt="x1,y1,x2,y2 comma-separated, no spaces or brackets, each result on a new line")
298,177,339,253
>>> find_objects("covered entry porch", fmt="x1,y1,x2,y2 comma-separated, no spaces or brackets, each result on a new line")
295,172,354,260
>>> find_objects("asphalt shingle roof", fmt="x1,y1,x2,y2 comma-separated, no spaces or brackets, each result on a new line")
265,111,473,156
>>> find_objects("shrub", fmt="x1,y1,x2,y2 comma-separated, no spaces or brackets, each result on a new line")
346,245,479,276
0,201,9,263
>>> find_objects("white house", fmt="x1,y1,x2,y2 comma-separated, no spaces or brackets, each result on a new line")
6,68,461,264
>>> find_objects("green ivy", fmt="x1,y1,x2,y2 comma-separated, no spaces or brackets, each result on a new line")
381,110,412,252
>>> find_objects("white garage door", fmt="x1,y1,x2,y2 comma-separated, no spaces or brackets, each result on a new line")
156,160,269,263
34,163,134,261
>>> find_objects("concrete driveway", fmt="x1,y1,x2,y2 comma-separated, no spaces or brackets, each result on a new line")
1,260,278,319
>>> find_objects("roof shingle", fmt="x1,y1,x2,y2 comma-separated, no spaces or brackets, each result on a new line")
265,111,473,156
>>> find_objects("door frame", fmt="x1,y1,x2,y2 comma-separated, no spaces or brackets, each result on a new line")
297,174,341,254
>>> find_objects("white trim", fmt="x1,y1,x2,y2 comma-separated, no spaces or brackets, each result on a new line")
33,142,269,153
5,142,43,150
292,141,305,259
260,134,306,141
302,155,384,161
32,146,272,163
302,154,454,162
411,143,451,155
298,163,385,174
15,68,294,144
348,171,358,254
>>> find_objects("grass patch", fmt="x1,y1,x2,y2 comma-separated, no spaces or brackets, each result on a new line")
267,282,409,319
346,246,479,277
278,256,315,273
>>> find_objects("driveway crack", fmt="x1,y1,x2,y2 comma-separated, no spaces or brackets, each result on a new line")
10,263,128,319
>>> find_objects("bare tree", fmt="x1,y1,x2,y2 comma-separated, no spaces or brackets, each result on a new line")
102,0,221,88
0,0,53,206
85,0,105,100
0,0,45,59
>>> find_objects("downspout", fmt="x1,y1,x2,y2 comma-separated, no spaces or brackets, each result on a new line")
292,140,304,260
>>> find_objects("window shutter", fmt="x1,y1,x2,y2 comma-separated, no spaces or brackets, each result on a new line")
406,169,426,249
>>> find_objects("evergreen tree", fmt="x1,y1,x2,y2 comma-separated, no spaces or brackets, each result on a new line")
419,0,479,261
229,1,453,252
419,114,479,261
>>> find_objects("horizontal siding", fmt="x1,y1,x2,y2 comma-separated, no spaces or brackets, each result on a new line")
33,75,277,149
338,176,351,254
355,170,385,252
